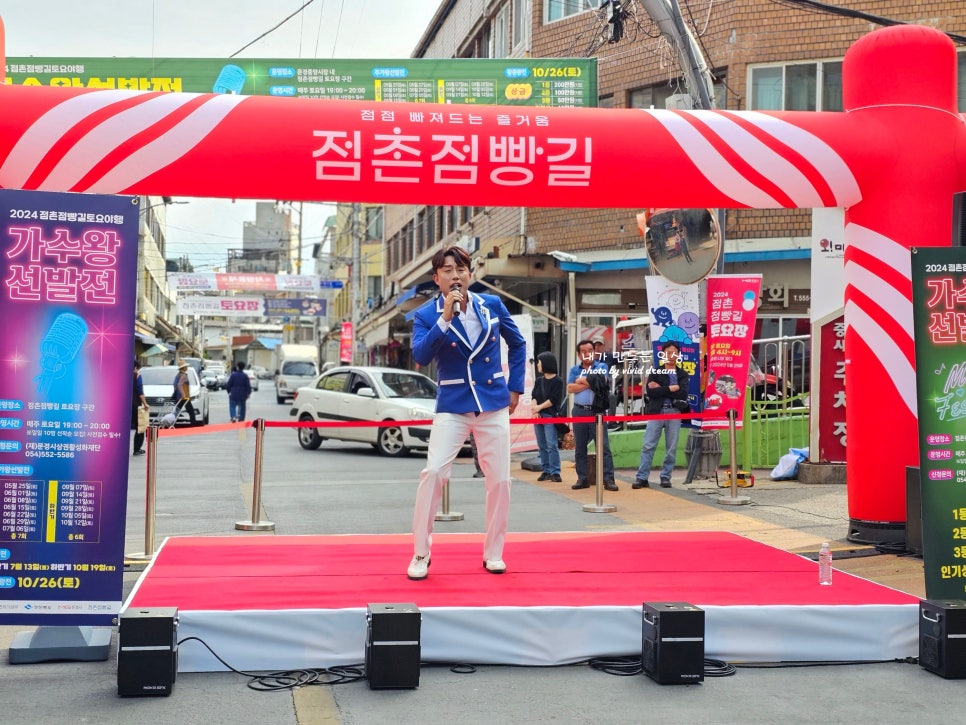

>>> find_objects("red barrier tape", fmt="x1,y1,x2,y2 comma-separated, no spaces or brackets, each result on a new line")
267,411,703,430
157,420,253,437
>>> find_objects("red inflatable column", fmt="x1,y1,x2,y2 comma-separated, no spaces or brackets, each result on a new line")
841,26,965,542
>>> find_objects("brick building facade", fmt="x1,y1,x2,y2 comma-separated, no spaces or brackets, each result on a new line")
345,0,965,370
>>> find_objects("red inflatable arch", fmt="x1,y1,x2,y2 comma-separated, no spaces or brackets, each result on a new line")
1,21,964,540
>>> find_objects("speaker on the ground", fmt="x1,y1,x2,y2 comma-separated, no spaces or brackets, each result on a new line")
365,603,420,689
920,599,966,678
117,607,179,697
642,602,704,685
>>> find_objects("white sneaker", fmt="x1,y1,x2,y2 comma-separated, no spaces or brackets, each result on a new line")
483,559,506,574
407,554,430,580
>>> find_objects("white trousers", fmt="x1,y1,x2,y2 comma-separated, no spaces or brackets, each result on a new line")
412,409,511,562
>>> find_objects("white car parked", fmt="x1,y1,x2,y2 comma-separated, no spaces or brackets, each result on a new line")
290,366,440,457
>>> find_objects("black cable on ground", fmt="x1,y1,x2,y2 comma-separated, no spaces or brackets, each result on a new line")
703,658,737,677
589,655,643,676
736,657,917,669
178,636,366,691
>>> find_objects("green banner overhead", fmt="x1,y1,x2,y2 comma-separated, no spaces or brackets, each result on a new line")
4,57,598,107
911,246,966,599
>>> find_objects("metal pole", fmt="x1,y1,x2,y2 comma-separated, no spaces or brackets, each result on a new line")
718,409,750,505
583,414,616,513
435,480,464,522
351,203,362,365
236,419,276,530
126,425,158,561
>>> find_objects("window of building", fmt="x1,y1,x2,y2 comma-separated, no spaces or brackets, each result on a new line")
599,94,614,108
629,84,676,110
750,61,842,111
447,206,458,235
629,76,727,110
546,0,603,23
493,3,510,58
364,207,383,240
512,0,531,52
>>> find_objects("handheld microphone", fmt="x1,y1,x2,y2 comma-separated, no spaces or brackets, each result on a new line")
452,283,462,316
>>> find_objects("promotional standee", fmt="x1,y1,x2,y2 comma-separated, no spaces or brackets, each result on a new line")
1,25,965,541
0,190,137,656
911,247,966,599
702,276,762,430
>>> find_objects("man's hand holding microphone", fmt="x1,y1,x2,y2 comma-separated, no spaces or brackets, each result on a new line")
443,282,463,321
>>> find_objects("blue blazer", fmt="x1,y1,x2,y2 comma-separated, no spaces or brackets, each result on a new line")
412,291,527,414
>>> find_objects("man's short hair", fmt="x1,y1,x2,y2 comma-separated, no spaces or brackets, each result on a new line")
661,340,681,353
576,338,594,351
431,246,472,273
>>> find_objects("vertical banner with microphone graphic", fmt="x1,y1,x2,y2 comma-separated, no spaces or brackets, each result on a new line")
0,190,138,625
702,275,762,430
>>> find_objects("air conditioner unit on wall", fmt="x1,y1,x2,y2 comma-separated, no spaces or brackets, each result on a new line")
665,94,693,110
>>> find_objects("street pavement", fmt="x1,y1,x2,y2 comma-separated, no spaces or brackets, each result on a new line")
0,387,944,724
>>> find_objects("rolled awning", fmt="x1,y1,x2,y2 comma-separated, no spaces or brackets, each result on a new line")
143,343,168,356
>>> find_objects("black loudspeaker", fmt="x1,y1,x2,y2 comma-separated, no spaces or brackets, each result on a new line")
117,607,179,697
365,603,421,689
920,599,966,679
906,466,923,556
642,602,704,685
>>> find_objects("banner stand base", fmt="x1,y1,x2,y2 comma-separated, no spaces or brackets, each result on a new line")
9,626,111,664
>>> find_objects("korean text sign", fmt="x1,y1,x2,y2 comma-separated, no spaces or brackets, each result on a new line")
702,275,762,430
911,247,966,599
0,190,137,625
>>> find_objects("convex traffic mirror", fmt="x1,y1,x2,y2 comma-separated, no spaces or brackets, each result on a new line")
644,208,721,285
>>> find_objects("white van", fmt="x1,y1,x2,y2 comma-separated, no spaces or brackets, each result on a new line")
274,344,319,404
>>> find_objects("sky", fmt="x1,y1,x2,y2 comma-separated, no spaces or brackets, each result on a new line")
0,0,440,274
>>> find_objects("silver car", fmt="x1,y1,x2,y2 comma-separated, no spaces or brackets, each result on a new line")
290,366,439,457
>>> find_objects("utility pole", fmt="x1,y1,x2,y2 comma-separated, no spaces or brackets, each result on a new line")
350,203,362,365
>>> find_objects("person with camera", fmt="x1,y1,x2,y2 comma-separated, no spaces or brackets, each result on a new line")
567,339,618,492
633,340,691,489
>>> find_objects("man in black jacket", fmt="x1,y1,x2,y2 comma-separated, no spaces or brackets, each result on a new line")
633,341,690,489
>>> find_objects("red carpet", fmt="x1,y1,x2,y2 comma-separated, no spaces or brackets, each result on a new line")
125,532,920,672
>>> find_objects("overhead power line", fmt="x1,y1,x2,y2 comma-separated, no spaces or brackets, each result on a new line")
230,0,318,58
770,0,966,44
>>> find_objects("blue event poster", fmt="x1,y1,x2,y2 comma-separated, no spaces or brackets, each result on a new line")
0,190,137,626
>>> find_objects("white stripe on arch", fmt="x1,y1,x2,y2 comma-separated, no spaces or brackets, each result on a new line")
645,109,781,208
844,299,917,417
0,89,146,189
85,94,246,193
741,111,862,206
685,110,824,207
38,93,202,191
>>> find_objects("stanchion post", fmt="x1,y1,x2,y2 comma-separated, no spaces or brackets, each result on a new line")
435,479,464,522
583,413,616,513
126,425,158,561
718,409,750,506
236,418,275,531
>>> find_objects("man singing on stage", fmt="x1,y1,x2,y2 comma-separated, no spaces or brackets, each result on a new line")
408,246,526,580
